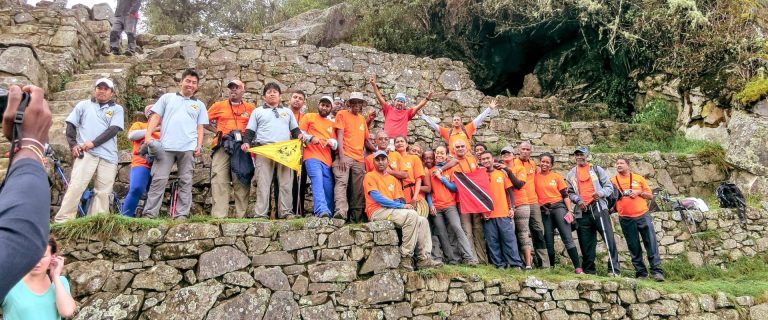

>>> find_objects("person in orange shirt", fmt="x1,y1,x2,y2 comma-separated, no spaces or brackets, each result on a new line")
205,80,256,218
299,96,338,218
612,157,664,281
516,141,549,268
479,151,525,269
497,146,532,269
364,150,442,271
421,100,497,155
392,136,425,204
120,104,160,217
565,147,620,276
333,92,376,222
535,153,582,274
288,90,307,216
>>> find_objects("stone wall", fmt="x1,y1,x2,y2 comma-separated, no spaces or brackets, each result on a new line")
3,210,762,319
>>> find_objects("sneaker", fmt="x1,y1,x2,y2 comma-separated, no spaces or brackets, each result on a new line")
608,272,620,277
463,259,479,267
318,212,331,218
524,265,533,271
575,268,585,275
652,273,665,282
399,256,414,271
282,214,297,220
174,215,187,221
416,258,443,270
332,212,346,220
110,47,120,55
124,50,135,56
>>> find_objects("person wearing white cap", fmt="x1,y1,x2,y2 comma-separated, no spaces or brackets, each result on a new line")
369,75,433,139
204,79,256,218
54,78,125,223
298,96,338,217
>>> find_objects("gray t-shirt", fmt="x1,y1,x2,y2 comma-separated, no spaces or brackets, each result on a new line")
246,104,298,145
151,93,209,152
65,99,125,164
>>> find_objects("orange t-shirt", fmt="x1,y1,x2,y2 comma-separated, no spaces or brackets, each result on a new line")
439,123,476,155
507,161,529,207
576,165,596,205
334,110,369,162
292,109,303,124
487,169,513,218
129,122,160,168
207,100,255,147
299,113,336,167
396,152,425,203
363,171,404,219
452,156,479,174
612,173,652,217
428,166,456,209
516,158,538,205
535,171,568,205
365,153,375,172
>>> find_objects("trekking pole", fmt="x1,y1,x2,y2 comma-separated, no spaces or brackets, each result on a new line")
170,180,178,218
592,202,616,275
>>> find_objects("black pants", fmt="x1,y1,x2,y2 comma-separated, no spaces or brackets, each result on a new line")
541,201,581,268
291,165,308,216
576,206,620,274
620,212,664,277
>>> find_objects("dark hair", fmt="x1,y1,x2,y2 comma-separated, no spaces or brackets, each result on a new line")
394,135,407,143
49,235,58,255
293,90,306,98
263,82,282,95
475,143,487,151
480,151,493,158
615,157,631,166
181,69,199,82
539,152,555,163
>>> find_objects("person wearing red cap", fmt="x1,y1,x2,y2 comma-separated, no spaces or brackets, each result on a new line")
205,80,255,218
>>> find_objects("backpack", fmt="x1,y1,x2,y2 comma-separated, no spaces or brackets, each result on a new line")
79,188,122,217
716,182,746,209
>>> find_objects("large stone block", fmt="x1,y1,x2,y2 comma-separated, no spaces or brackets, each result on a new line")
206,288,271,320
197,246,250,280
152,240,215,260
300,301,339,320
144,280,224,320
74,292,144,320
253,266,291,291
263,290,300,320
0,46,46,87
308,261,358,282
65,260,113,297
252,251,296,266
279,229,317,251
360,245,400,274
165,223,221,242
132,264,182,291
91,3,114,20
338,272,404,306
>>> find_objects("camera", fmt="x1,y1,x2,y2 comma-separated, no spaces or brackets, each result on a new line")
0,87,31,123
232,129,242,142
622,190,633,196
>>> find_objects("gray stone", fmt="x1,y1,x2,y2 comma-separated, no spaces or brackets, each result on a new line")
726,111,768,182
209,48,237,62
637,287,661,303
448,288,468,302
628,303,651,320
206,288,271,320
299,293,329,306
0,47,45,86
651,299,678,316
197,246,250,280
356,308,385,320
252,251,295,266
374,230,399,245
552,289,579,300
320,248,345,260
451,302,500,319
292,275,309,296
13,12,33,24
383,302,413,320
222,271,255,287
279,229,317,251
166,258,198,269
717,291,734,307
102,272,133,293
300,301,339,320
541,308,568,320
74,292,143,320
91,3,114,20
153,240,215,259
750,303,768,320
564,300,591,314
253,266,291,291
263,290,300,320
148,42,182,60
308,261,358,282
338,272,405,306
65,260,113,297
360,245,400,274
327,226,356,248
145,280,224,320
505,301,539,319
132,264,182,291
245,236,270,254
165,224,221,242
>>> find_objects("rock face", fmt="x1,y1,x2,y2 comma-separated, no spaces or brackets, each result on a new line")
263,3,357,47
144,280,224,320
197,246,251,280
726,111,768,193
206,288,271,320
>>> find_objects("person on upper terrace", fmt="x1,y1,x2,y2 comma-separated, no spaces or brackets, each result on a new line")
369,75,433,139
421,100,496,156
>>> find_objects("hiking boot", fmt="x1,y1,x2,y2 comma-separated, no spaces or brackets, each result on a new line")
124,50,135,56
608,272,620,278
110,47,120,55
463,259,478,267
399,256,414,271
652,273,665,282
174,215,187,221
332,211,346,220
575,268,585,275
318,212,331,218
416,258,443,270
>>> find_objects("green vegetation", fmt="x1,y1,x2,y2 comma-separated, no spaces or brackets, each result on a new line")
734,76,768,106
121,77,145,114
56,72,72,92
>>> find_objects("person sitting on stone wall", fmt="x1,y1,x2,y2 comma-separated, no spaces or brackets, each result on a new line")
364,150,443,271
205,80,255,218
54,78,125,223
369,75,432,140
110,0,142,56
612,157,665,281
142,69,208,220
241,83,303,220
390,135,425,204
298,96,338,218
120,104,160,217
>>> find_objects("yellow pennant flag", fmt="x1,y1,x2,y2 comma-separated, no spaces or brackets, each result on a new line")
248,139,302,172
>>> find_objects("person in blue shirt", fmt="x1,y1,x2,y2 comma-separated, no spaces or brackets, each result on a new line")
2,236,76,319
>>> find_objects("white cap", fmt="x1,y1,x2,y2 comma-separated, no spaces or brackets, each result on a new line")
94,78,114,89
349,92,366,102
319,95,333,104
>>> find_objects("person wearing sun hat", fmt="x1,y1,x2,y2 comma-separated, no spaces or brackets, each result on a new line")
54,77,125,223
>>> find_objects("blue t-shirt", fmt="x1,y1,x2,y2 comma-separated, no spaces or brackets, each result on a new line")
2,276,71,320
151,93,209,152
65,99,125,164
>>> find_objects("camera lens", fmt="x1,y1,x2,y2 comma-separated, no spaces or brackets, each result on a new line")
0,87,8,115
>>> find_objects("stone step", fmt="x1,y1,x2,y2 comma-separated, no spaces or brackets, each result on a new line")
48,114,69,150
72,73,109,82
50,88,92,101
99,54,138,64
64,79,98,91
90,62,134,70
48,100,80,116
84,68,130,75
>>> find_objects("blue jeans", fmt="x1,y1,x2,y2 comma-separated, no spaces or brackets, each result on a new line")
305,159,334,216
120,166,151,217
483,217,524,268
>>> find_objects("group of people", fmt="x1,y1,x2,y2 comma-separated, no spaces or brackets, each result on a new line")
49,70,665,279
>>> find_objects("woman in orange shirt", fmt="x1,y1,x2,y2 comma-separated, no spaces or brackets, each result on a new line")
120,105,160,217
535,153,582,274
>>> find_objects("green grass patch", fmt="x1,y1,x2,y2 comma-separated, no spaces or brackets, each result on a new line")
591,134,725,155
735,77,768,106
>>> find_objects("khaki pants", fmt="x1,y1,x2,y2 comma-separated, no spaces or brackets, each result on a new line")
54,153,117,223
371,208,432,260
332,158,365,221
210,148,251,218
254,155,293,218
460,213,488,264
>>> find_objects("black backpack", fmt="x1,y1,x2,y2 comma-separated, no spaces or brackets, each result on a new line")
716,182,747,223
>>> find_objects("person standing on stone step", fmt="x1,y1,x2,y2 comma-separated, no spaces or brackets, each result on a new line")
481,151,524,269
241,82,303,220
205,80,255,218
369,75,432,140
142,69,208,220
120,104,160,217
496,145,532,269
110,0,141,56
516,141,550,268
54,78,124,223
612,157,664,281
298,96,338,218
565,146,621,276
364,150,442,271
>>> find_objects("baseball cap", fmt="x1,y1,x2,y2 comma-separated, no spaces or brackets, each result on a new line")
349,92,366,102
227,80,244,89
372,150,389,159
394,92,407,102
94,78,114,89
573,146,589,155
500,145,515,154
319,95,333,104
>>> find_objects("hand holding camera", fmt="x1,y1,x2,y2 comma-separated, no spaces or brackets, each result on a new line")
1,85,52,164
